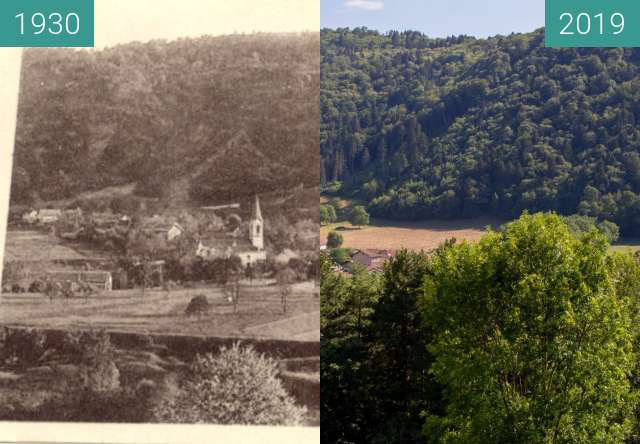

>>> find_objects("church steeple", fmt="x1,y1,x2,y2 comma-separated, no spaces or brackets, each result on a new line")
251,194,263,221
249,195,264,250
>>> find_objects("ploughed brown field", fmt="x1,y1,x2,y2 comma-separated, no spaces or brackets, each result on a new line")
321,217,503,252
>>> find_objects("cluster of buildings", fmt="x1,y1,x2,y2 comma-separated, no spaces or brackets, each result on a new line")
195,195,267,267
5,196,268,293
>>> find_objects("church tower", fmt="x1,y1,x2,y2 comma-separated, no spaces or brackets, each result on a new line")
249,195,264,250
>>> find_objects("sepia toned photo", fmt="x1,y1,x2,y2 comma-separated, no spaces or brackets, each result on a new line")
0,0,319,437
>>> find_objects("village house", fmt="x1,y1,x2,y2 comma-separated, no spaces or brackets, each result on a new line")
61,208,83,226
46,270,113,292
22,209,38,224
91,212,122,228
167,223,185,241
33,209,62,224
350,249,395,273
140,216,184,241
196,196,267,267
273,248,299,265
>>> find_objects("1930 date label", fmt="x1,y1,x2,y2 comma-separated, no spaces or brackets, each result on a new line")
0,0,93,47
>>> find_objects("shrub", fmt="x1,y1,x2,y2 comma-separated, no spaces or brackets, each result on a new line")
597,219,620,243
561,214,620,243
321,181,342,194
77,331,120,394
185,295,210,317
349,205,370,227
0,328,47,368
81,359,121,394
154,343,306,425
320,204,337,225
330,248,351,265
326,231,343,248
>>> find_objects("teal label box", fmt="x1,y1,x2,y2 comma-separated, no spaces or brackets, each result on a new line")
546,0,640,48
0,0,93,47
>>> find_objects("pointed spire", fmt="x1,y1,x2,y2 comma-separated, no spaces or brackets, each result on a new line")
251,195,263,221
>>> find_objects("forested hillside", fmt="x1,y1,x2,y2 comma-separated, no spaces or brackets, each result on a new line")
321,28,640,235
12,33,319,206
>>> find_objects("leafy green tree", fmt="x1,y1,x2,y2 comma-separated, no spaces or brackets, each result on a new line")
422,213,637,443
561,214,620,244
597,219,620,243
321,204,338,225
330,247,351,265
327,231,343,248
350,205,370,227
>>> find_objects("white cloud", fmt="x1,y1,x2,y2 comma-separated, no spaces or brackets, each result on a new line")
344,0,384,11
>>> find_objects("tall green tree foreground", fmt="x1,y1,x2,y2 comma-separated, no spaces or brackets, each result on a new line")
320,255,382,443
422,213,639,444
368,249,443,443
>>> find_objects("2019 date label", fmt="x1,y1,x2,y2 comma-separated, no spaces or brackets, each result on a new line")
546,0,640,47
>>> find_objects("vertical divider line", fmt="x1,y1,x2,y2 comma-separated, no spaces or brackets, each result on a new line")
0,48,22,300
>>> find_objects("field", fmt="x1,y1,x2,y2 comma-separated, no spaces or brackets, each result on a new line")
1,227,319,341
321,217,501,252
322,196,640,254
0,282,319,341
611,239,640,254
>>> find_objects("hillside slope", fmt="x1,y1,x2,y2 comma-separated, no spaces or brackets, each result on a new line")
13,33,319,207
321,28,640,235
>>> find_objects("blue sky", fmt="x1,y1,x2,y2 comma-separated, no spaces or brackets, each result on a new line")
322,0,544,38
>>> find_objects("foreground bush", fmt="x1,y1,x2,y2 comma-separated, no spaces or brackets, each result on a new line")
154,343,306,425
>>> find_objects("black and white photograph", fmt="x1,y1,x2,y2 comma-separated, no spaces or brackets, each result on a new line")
0,0,319,435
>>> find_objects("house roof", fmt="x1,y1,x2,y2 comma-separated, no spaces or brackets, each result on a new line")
38,209,62,217
352,249,395,259
46,270,111,282
140,217,182,233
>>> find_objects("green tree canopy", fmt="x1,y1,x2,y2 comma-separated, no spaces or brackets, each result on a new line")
422,213,637,443
327,231,343,248
321,204,338,225
561,214,620,243
330,247,351,265
350,205,370,227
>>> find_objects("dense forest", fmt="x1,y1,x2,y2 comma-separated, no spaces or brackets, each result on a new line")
12,32,319,206
321,28,640,235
